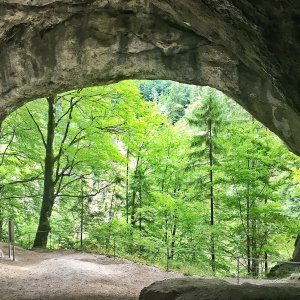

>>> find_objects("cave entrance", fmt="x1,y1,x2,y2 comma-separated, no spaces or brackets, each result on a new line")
0,80,299,281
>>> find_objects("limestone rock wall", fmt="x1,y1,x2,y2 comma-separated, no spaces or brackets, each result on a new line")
0,1,300,154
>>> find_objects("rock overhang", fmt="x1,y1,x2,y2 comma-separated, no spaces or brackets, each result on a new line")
0,0,300,155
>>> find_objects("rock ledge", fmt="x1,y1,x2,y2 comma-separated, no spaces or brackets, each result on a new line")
139,277,300,300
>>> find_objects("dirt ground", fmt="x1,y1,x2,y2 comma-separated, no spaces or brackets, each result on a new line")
0,244,289,300
0,244,182,300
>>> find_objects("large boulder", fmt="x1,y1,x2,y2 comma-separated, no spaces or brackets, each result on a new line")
1,1,300,155
289,273,300,282
268,262,300,279
139,277,300,300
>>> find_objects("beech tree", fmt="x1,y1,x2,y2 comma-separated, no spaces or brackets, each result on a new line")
220,121,295,275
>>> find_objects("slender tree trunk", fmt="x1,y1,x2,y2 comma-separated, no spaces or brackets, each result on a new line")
161,164,168,192
264,252,268,275
80,186,84,249
138,171,142,232
164,212,168,244
130,190,137,228
109,185,116,222
170,184,179,260
130,153,141,230
128,188,136,254
104,184,116,253
33,96,56,248
170,214,177,260
251,220,259,277
208,118,215,273
125,147,129,223
246,160,251,274
264,198,268,274
246,198,251,273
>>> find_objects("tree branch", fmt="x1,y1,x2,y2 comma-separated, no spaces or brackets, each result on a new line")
0,128,15,166
54,98,80,164
0,173,43,191
26,107,46,148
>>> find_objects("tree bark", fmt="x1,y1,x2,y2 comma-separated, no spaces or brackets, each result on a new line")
170,214,177,260
138,170,142,232
80,186,84,249
264,198,268,275
164,212,168,244
33,96,56,248
246,160,251,274
130,151,141,230
208,118,216,273
125,147,129,223
251,220,259,277
130,190,136,228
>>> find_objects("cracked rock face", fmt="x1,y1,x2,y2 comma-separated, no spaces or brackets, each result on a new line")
0,1,300,154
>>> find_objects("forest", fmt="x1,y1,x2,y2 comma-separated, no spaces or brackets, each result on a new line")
0,80,299,278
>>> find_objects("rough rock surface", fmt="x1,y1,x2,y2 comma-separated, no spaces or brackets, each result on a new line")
289,273,300,282
0,1,300,154
139,277,300,300
268,262,300,279
293,235,300,261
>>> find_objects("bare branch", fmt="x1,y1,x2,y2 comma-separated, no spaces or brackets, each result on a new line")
57,182,115,199
26,106,46,148
54,98,80,164
0,174,43,191
0,128,15,166
0,194,41,201
55,97,79,126
68,128,85,147
95,123,125,133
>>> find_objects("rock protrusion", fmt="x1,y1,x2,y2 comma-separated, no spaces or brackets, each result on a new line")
1,1,300,155
139,277,300,300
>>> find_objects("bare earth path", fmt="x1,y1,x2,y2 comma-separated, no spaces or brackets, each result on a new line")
0,244,182,300
0,244,289,300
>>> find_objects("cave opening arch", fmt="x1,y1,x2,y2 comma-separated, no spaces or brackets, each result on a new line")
0,0,299,265
1,0,300,155
1,78,299,281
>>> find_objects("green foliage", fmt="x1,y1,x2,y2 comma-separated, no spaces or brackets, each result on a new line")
139,80,195,123
0,81,298,278
139,80,172,102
